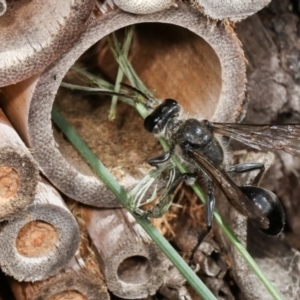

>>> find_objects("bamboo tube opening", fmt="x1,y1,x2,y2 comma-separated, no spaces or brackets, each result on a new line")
50,290,87,300
0,167,19,201
16,221,59,257
117,255,152,284
12,3,245,206
0,0,94,87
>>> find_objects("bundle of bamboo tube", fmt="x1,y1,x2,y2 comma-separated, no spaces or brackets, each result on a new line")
1,0,295,299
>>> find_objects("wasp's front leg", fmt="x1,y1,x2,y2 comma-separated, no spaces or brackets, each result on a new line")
147,146,175,167
136,171,198,218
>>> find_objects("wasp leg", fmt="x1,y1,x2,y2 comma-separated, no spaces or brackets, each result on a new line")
226,162,265,186
189,179,215,266
148,146,175,167
140,172,197,218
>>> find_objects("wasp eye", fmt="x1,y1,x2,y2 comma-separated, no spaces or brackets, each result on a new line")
241,186,285,235
144,99,180,134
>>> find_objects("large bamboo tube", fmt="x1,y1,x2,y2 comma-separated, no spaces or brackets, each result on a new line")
9,218,110,300
0,0,95,87
194,0,272,21
0,180,80,282
0,109,39,220
81,206,170,299
0,3,246,208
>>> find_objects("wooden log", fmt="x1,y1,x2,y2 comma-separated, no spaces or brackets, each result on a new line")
0,108,39,220
194,0,272,21
81,206,170,299
0,180,80,282
9,219,110,300
0,0,95,87
0,3,246,207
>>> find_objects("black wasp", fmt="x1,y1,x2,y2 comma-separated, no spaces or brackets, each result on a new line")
84,84,298,261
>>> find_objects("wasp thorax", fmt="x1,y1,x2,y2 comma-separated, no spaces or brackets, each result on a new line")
174,119,213,148
144,99,180,134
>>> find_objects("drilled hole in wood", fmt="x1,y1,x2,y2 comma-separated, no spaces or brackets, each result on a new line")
50,290,87,300
117,255,152,284
0,166,19,201
16,221,59,257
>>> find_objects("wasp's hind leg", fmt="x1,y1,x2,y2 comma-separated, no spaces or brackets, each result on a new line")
189,179,215,266
226,162,265,186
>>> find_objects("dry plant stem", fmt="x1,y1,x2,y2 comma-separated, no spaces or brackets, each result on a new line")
81,207,169,299
3,3,246,207
0,0,95,87
0,109,39,220
10,251,109,300
195,0,272,21
0,180,80,282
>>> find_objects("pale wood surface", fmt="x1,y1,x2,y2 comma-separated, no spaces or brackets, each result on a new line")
0,109,39,220
0,180,80,282
0,0,95,87
0,3,246,207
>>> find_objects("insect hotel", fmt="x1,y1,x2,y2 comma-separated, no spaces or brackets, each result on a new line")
0,0,299,299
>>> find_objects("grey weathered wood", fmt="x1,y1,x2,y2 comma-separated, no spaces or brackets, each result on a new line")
81,207,170,299
0,180,80,282
0,3,246,207
0,0,95,87
0,109,39,220
10,252,110,300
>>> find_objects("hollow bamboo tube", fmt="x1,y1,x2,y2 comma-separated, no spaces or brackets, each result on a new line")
0,180,80,282
0,109,39,220
81,206,170,299
0,3,246,207
9,249,109,300
195,0,272,21
0,0,95,87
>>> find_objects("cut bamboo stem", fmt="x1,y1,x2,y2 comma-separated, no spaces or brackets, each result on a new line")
0,3,246,207
195,0,272,21
0,0,95,87
0,0,6,16
0,180,80,282
10,250,109,300
0,109,39,220
81,206,170,299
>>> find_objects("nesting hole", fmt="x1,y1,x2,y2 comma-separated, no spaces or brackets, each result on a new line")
55,23,222,178
16,221,59,257
0,166,19,201
50,290,87,300
117,255,152,284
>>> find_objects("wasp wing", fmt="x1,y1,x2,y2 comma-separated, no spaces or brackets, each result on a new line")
188,148,269,229
213,123,300,157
